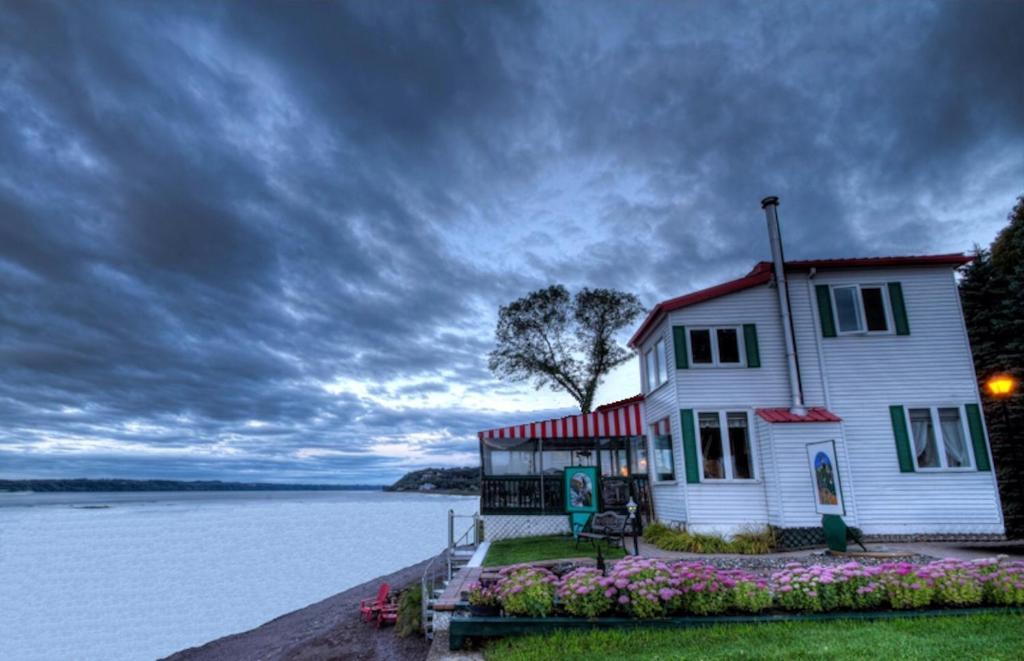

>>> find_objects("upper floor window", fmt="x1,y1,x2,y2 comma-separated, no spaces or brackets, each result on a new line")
698,410,755,480
689,327,744,367
831,285,891,334
907,406,972,470
645,338,668,391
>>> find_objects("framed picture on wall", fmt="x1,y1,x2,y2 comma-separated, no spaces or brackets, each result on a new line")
806,440,844,515
563,466,599,514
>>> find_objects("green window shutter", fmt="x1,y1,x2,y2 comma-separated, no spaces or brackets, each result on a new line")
889,405,915,472
743,324,760,368
965,403,992,471
888,282,910,335
815,285,837,337
680,409,700,483
672,326,688,369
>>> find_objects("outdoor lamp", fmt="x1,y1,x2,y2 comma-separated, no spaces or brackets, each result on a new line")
986,374,1018,398
626,497,639,555
984,373,1018,470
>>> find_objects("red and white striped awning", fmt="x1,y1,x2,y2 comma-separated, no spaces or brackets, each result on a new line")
478,396,646,442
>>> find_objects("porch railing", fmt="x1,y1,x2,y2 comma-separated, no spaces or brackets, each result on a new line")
481,476,564,514
481,475,651,517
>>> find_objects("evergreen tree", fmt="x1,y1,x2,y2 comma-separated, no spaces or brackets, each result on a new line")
960,196,1024,536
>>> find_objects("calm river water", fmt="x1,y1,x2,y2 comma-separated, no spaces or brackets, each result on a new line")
0,490,477,661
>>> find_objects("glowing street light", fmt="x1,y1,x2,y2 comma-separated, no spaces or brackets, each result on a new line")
984,373,1018,474
986,374,1018,398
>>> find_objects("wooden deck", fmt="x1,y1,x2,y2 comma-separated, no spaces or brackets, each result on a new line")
434,565,485,612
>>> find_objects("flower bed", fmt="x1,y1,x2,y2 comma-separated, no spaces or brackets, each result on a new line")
498,556,1024,617
449,556,1024,649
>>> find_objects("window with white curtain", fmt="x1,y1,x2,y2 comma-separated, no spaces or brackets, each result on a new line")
907,406,972,470
698,410,755,480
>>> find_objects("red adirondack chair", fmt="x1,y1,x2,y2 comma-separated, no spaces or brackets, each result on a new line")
359,583,391,622
376,600,399,628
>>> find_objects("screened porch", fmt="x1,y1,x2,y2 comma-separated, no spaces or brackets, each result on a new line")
476,396,653,520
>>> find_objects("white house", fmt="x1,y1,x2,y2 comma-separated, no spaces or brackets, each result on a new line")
629,197,1003,541
477,197,1003,543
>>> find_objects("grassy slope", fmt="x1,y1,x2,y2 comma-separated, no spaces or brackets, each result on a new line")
484,535,627,567
485,613,1024,660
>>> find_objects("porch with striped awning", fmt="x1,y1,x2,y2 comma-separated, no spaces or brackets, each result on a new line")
476,395,645,442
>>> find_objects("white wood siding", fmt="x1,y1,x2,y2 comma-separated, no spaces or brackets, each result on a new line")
762,422,859,528
663,285,781,530
681,408,770,534
669,285,791,409
788,267,1003,534
638,321,687,524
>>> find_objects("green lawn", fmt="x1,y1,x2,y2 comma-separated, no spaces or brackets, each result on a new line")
484,613,1024,660
483,535,628,567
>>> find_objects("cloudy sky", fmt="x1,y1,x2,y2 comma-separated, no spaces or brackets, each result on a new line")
1,1,1022,484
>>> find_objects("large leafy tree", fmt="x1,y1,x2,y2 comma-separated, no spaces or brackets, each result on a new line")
488,285,645,413
960,195,1024,535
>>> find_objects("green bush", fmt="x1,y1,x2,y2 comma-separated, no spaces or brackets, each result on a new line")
883,572,934,610
643,523,775,555
730,527,776,555
496,566,558,617
395,584,422,637
557,567,615,618
732,580,773,613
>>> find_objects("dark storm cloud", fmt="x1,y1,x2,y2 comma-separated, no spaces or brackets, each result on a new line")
1,1,1021,482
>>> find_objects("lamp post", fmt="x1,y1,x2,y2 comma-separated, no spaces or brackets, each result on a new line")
626,497,639,555
985,373,1019,466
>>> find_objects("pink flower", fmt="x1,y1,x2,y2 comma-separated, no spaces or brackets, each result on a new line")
618,595,630,604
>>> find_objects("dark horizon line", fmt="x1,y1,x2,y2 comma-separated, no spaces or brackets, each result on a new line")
0,477,387,492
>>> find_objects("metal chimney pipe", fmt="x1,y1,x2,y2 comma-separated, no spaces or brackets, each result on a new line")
761,196,806,415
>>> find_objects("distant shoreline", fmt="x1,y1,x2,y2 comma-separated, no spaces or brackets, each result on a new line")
385,487,478,496
0,478,385,493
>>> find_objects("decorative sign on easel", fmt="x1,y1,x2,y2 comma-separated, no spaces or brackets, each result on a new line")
806,440,844,515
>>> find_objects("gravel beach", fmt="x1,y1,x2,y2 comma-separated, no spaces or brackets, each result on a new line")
163,553,441,661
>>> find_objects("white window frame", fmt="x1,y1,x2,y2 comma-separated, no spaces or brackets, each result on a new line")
694,409,758,481
904,404,975,472
830,284,894,336
644,338,668,392
688,326,746,367
644,348,657,392
649,417,677,483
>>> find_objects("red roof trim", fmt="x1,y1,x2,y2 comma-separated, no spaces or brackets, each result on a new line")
629,264,773,347
629,254,971,348
594,393,644,412
756,407,842,423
